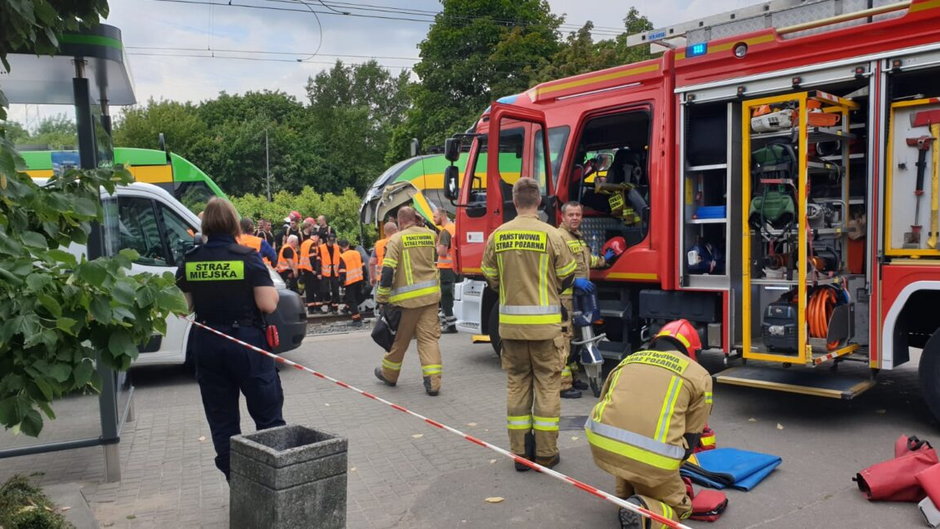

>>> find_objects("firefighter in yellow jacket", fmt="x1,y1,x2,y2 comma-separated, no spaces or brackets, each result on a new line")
585,319,713,529
373,207,443,396
481,178,577,470
557,201,617,398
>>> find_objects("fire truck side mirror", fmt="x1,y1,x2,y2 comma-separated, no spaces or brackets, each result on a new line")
443,165,459,201
443,138,460,162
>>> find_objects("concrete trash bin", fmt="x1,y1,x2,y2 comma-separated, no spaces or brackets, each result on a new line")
230,424,347,529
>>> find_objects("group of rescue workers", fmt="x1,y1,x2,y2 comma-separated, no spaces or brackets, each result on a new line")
181,178,713,529
370,178,714,529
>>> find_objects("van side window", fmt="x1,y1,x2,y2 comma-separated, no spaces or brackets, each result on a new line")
159,205,196,265
117,197,169,266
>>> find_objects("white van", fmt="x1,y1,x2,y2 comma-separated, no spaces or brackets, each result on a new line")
62,181,307,366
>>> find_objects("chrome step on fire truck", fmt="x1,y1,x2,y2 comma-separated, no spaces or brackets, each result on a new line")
444,0,940,419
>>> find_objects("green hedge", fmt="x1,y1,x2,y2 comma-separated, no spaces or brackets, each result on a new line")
231,187,377,248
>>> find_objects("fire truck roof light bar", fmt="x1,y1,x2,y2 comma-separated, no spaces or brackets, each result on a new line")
626,0,808,47
627,0,912,53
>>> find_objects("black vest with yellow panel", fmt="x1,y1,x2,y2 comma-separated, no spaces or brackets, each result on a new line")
181,243,261,325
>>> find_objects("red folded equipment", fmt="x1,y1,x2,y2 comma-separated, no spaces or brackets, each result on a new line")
683,476,728,522
855,435,938,502
917,464,940,506
690,490,728,522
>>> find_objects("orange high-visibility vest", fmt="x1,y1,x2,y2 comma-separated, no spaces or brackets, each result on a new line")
238,233,272,266
319,243,342,277
374,238,389,268
237,233,262,252
276,245,296,273
299,238,318,272
339,249,364,286
437,223,456,269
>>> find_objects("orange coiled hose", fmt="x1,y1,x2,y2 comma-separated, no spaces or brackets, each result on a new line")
808,287,839,350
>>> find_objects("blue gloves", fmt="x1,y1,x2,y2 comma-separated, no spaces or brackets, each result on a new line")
604,248,618,263
573,278,595,294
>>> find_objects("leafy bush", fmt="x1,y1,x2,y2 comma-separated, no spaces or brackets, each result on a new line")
0,141,188,436
0,475,73,529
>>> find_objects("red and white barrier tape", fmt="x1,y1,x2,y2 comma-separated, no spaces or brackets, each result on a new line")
186,318,691,529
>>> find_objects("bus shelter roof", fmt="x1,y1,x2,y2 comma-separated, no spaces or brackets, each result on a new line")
1,24,135,106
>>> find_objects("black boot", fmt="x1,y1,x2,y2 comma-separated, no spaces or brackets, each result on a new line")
422,376,439,396
560,388,582,399
618,496,651,529
515,432,536,472
374,367,396,387
572,379,589,390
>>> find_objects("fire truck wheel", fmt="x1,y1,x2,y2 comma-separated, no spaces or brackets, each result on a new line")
488,305,501,356
918,328,940,422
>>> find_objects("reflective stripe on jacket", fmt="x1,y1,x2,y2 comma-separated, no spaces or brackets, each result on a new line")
586,349,712,478
380,226,440,308
299,238,318,272
437,223,456,269
558,225,606,296
375,238,389,268
339,249,364,286
318,243,342,277
481,213,575,340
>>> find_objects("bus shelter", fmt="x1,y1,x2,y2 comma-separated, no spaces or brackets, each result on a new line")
0,24,136,482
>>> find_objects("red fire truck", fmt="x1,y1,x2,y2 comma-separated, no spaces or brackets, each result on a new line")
443,0,940,417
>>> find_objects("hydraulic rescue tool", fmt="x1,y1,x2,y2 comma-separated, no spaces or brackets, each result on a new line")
909,108,940,249
903,135,934,248
571,289,606,398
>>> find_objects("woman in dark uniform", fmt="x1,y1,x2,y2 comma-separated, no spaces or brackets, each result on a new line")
176,197,286,480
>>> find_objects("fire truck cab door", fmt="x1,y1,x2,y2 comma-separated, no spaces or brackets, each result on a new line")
486,103,554,226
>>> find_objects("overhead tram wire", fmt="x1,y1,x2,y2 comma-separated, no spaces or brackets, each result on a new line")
125,46,420,61
149,0,629,37
295,0,630,35
293,0,324,63
126,51,414,69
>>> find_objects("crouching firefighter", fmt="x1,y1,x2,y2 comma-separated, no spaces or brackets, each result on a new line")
585,319,713,529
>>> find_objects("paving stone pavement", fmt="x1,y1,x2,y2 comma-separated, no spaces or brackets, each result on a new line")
1,328,936,529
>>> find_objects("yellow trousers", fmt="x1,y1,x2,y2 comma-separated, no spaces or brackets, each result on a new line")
501,338,563,458
615,467,691,526
380,304,442,391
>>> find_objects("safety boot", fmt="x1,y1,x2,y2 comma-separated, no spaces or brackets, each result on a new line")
572,379,589,391
374,367,396,387
515,432,536,472
618,496,651,529
422,376,439,396
560,388,582,399
441,325,458,334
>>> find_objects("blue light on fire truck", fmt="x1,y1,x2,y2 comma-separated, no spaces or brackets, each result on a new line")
687,43,708,57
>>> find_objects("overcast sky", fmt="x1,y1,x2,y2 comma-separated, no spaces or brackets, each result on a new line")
8,0,764,127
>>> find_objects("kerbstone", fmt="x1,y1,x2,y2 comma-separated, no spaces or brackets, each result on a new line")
230,424,347,529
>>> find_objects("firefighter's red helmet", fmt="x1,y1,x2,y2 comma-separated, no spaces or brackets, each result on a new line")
601,236,626,257
289,211,302,221
654,319,702,359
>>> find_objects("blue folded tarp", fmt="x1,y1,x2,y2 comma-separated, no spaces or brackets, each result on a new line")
681,447,782,491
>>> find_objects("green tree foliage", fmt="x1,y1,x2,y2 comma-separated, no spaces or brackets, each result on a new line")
533,9,654,82
306,60,412,193
388,0,562,161
0,0,109,73
0,0,188,436
2,115,78,149
231,187,376,247
113,98,207,155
